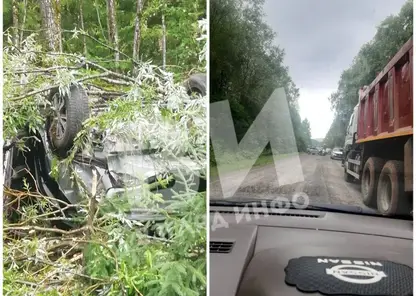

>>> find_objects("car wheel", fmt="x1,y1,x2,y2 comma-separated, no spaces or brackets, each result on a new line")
377,160,411,216
46,84,90,158
184,73,206,97
361,157,385,208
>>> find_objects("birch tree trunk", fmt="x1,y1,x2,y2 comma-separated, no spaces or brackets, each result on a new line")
79,0,87,56
19,0,28,45
133,0,143,61
106,0,119,63
161,14,166,70
94,0,107,41
12,0,19,47
56,0,62,52
39,0,62,52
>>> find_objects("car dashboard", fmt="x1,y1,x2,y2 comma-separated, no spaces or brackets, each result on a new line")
210,205,413,296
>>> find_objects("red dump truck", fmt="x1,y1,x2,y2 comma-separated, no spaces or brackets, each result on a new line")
343,37,413,216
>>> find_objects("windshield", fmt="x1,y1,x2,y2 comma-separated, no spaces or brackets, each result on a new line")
210,0,413,219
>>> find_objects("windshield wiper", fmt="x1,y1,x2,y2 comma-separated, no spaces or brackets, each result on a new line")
210,199,267,208
210,199,404,217
301,203,378,215
210,199,354,212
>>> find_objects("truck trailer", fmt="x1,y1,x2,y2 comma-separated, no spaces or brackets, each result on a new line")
343,37,413,216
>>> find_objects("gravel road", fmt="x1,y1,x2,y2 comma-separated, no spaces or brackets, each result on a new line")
210,153,366,206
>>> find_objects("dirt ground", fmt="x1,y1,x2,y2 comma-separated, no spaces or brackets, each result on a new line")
210,153,368,207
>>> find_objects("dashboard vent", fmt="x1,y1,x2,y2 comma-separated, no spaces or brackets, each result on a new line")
210,241,234,253
210,210,322,218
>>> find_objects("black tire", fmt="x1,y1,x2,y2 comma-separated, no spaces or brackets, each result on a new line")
377,160,411,216
184,73,206,97
344,165,354,183
46,84,89,158
361,157,385,208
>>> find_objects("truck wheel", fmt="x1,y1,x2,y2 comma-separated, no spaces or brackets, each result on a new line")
343,166,354,183
377,160,410,216
361,157,385,207
183,73,206,97
46,85,90,158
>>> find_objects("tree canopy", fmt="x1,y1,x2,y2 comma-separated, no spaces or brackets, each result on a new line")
4,0,206,79
210,0,312,164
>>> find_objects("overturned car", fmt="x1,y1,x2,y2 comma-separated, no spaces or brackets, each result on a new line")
4,73,207,225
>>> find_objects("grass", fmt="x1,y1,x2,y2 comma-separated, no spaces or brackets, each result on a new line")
210,152,298,178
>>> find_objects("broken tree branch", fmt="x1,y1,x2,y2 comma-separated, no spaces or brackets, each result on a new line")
10,72,112,101
4,225,88,236
9,65,83,74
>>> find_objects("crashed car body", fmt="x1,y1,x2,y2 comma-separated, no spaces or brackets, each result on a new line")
4,73,207,223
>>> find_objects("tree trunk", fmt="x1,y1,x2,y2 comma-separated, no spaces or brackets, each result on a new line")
133,0,143,62
39,0,62,52
19,0,28,45
94,0,107,41
106,0,119,63
161,14,166,70
12,0,19,47
56,0,62,52
79,0,87,56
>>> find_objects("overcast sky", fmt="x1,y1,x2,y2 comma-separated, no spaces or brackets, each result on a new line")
263,0,407,139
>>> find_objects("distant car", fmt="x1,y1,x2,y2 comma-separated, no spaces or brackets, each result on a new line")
308,147,319,155
330,147,343,160
318,148,326,156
